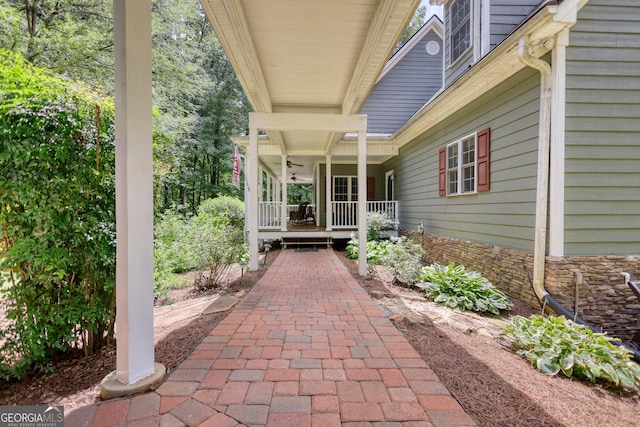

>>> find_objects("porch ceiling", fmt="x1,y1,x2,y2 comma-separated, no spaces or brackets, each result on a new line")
200,0,420,179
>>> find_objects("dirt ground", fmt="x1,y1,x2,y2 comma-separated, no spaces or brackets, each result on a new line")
1,248,639,427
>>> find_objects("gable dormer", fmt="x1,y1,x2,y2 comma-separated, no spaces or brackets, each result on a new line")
432,0,541,86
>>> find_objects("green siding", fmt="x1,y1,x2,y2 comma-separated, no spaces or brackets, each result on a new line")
564,1,640,256
384,68,541,251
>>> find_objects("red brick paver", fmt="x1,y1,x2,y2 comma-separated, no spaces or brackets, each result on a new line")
66,250,476,426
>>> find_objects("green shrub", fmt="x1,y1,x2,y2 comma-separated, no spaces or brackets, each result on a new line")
153,197,248,295
503,315,640,388
188,202,247,290
379,237,423,286
197,196,244,229
0,50,116,379
345,238,391,264
416,263,512,314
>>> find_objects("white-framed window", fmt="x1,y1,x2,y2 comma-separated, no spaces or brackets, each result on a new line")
449,0,471,64
333,176,358,201
446,134,476,195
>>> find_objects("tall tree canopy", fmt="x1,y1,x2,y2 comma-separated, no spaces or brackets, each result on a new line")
1,0,251,215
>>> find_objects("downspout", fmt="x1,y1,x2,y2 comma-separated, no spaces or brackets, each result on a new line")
517,36,592,326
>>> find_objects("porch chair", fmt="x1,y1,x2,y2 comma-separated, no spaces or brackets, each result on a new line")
289,202,308,223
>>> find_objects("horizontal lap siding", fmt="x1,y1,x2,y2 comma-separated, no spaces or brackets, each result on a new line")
564,1,640,256
385,69,540,251
360,30,443,133
489,1,540,49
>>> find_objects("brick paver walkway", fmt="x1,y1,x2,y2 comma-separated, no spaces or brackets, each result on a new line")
67,249,476,426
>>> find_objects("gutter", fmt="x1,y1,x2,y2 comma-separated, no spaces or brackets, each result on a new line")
517,33,592,329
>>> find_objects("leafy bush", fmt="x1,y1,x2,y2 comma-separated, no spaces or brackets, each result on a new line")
0,50,116,379
366,211,396,241
380,237,423,286
197,196,244,229
345,237,391,264
153,197,248,296
503,315,640,388
416,263,512,314
189,200,247,290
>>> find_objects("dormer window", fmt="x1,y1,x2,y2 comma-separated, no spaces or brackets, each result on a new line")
450,0,471,63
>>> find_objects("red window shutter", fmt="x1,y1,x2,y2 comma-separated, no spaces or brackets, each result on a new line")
476,128,491,192
367,177,375,200
438,148,446,196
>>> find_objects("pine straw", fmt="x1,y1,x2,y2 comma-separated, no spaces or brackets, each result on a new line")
334,251,640,427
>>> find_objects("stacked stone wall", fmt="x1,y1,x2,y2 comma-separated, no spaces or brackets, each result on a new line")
404,231,640,339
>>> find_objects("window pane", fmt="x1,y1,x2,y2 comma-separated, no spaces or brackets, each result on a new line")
351,177,358,201
450,0,470,62
447,145,458,169
448,170,458,194
463,165,475,192
462,137,475,165
334,177,348,201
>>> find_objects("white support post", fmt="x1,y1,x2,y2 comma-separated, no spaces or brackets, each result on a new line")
357,131,367,276
258,165,263,202
281,154,288,231
109,0,162,391
325,155,332,231
248,124,259,271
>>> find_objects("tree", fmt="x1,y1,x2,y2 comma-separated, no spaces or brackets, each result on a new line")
0,1,114,90
395,5,427,52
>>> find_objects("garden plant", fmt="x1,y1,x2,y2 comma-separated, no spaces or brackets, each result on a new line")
504,314,640,388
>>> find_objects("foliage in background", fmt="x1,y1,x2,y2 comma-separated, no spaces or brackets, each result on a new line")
287,184,313,205
394,5,427,52
154,197,247,300
0,1,114,91
152,0,251,215
416,263,512,315
504,315,640,388
0,50,116,379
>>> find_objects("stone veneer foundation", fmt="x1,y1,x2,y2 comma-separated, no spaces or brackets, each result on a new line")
405,231,640,340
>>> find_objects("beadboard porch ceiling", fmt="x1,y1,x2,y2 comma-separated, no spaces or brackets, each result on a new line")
200,0,420,179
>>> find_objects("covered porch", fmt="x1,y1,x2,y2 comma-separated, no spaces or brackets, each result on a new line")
108,0,420,395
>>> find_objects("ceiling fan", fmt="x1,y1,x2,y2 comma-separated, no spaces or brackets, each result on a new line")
286,157,303,168
290,173,308,182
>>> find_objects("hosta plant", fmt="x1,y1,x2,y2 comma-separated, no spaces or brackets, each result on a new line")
503,315,640,388
345,237,391,264
415,263,512,314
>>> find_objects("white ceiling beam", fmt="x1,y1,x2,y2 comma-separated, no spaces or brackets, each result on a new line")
250,112,367,132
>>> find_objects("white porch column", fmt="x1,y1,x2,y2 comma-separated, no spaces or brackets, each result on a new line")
325,155,332,231
281,154,288,231
105,0,164,395
248,122,259,271
357,131,367,276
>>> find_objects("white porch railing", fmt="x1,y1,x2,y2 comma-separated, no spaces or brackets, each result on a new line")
258,201,398,230
258,202,282,229
332,200,399,229
258,203,317,229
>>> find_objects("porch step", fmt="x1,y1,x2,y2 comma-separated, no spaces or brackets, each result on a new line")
282,236,333,250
